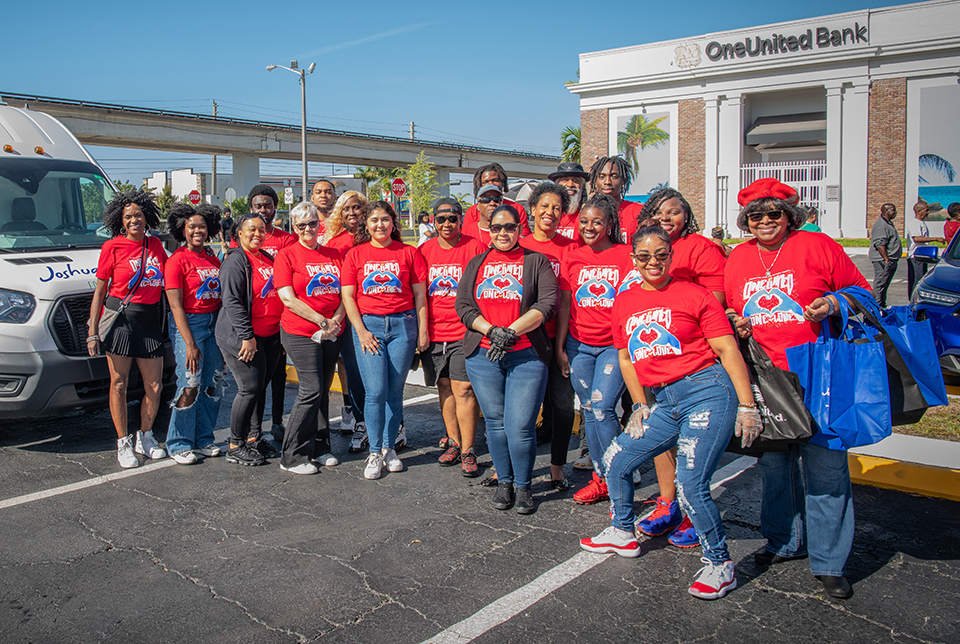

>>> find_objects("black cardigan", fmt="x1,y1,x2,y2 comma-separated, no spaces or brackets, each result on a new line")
214,246,275,354
455,246,559,364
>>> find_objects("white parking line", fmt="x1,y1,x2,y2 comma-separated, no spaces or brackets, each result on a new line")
420,455,757,644
0,392,440,511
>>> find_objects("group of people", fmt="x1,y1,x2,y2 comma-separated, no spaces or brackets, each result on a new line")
88,156,875,603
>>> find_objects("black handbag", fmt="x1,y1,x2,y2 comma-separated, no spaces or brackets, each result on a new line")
726,334,816,456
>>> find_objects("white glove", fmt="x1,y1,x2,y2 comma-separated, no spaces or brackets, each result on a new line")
735,405,762,448
625,402,651,439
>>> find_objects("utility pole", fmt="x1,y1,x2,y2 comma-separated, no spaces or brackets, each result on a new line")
211,100,218,203
409,121,415,141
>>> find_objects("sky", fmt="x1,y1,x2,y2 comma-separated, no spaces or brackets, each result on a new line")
2,0,921,188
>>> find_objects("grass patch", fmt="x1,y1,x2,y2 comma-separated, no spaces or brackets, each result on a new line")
894,398,960,442
723,238,909,248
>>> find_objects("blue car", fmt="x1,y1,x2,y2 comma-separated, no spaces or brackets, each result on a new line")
912,238,960,378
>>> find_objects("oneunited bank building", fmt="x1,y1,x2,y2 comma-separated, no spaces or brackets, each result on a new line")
570,0,960,237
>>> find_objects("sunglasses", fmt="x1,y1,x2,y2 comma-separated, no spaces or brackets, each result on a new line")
633,250,671,265
489,223,519,234
294,220,320,231
435,214,460,224
747,210,784,223
478,196,503,204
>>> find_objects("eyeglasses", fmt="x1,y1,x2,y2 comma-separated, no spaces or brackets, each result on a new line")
294,220,320,231
747,210,784,223
489,223,519,234
478,196,503,205
434,214,460,224
632,250,671,265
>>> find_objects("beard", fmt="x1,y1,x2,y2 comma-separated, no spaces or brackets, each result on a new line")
565,186,583,214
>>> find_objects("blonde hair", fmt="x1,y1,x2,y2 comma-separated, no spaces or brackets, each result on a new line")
323,190,368,244
289,201,318,226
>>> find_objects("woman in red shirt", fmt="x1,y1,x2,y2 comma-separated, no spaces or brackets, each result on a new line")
556,194,634,506
88,190,169,469
342,201,429,480
275,201,347,475
164,203,223,465
215,213,285,466
580,225,759,600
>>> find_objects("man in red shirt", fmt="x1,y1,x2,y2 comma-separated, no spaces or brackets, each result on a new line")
588,156,643,243
548,162,590,241
311,179,338,236
462,163,531,238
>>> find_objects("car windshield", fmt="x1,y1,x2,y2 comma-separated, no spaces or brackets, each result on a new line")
0,158,116,252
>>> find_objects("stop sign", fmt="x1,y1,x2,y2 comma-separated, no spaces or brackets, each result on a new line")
391,178,407,198
188,190,202,206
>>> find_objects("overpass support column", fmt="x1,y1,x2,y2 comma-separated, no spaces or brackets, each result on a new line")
232,153,261,196
437,170,450,198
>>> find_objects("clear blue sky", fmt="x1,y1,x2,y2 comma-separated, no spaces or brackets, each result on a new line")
3,0,917,186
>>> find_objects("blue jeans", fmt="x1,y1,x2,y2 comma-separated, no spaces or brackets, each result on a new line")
566,337,625,478
465,346,548,488
166,311,224,454
353,310,417,453
758,442,855,576
605,363,735,565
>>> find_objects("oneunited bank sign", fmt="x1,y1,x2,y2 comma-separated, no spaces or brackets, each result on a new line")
705,22,869,62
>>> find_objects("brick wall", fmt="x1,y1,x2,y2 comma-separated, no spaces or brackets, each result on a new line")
678,99,706,230
866,78,907,234
580,108,609,174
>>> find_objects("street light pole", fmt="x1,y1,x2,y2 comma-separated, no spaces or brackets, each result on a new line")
267,60,316,204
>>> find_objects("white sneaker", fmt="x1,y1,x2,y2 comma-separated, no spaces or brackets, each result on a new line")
363,452,384,480
171,450,198,465
688,558,737,600
134,430,166,460
196,444,222,457
394,424,407,451
280,462,319,475
315,453,339,467
340,406,356,433
573,454,593,470
382,448,402,472
117,435,138,469
579,526,641,557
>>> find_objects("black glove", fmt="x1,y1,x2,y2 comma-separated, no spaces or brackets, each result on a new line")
485,326,517,362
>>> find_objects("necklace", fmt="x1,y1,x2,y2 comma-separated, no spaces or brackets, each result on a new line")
757,233,790,277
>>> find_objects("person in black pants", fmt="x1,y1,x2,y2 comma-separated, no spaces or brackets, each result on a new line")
215,213,285,465
252,348,288,442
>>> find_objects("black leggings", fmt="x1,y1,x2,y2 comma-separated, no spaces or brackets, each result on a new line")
280,330,344,467
542,356,576,467
222,333,282,445
253,344,288,431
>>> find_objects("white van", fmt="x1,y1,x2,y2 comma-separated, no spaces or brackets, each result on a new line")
0,104,175,419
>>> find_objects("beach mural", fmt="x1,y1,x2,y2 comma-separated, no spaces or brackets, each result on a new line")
616,112,670,203
918,84,960,222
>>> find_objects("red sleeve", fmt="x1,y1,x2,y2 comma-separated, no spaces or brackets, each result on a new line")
411,245,428,283
341,247,359,288
164,253,185,290
559,254,573,291
699,290,734,339
693,241,726,293
150,236,168,265
826,239,871,291
611,295,627,349
273,246,294,290
96,242,115,282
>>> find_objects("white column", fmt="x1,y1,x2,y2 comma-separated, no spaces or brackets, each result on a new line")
704,96,720,232
437,169,450,198
823,83,843,237
231,153,261,199
841,81,870,237
717,93,744,234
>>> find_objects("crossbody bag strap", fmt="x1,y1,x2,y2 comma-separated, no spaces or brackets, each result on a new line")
117,239,149,313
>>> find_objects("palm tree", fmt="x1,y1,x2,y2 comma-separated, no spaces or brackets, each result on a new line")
354,166,402,201
560,126,581,163
919,154,956,184
617,114,669,174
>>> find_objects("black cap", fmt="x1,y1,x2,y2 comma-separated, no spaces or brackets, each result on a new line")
433,197,463,215
548,162,590,182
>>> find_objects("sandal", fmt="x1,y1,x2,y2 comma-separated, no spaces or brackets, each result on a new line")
480,474,498,487
550,478,572,491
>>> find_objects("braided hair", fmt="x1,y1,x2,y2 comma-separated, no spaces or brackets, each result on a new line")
588,156,633,199
639,188,699,236
581,193,623,245
472,163,509,197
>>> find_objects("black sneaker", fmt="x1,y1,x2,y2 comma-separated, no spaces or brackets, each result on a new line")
515,487,536,515
492,482,515,511
226,443,266,466
247,438,279,459
272,424,285,443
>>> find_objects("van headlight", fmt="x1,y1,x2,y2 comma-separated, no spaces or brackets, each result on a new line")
0,289,36,323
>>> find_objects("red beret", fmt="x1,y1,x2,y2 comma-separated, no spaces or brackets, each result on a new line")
737,178,799,207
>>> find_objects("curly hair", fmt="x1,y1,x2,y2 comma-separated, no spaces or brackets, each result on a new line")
353,200,404,246
528,182,570,214
247,184,278,207
324,190,368,244
588,156,633,199
102,189,162,238
581,193,623,244
736,197,806,233
639,188,699,236
166,202,221,243
472,163,509,197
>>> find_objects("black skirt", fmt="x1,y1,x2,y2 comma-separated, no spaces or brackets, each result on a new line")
102,297,165,359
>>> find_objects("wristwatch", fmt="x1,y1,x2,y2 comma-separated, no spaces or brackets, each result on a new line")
319,318,329,330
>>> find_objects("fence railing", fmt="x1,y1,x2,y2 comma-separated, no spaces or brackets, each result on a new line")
740,160,826,212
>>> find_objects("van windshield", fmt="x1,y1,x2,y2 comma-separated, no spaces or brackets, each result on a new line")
0,158,116,252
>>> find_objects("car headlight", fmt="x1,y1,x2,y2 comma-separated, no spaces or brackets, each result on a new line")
913,284,960,307
0,288,36,323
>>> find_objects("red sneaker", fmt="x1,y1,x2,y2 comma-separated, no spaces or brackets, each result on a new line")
574,473,609,505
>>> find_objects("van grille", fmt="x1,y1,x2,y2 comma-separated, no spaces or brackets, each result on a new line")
49,294,93,355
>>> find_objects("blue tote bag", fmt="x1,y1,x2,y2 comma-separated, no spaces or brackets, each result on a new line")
786,304,892,451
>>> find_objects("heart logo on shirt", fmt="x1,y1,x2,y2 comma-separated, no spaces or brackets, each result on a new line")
638,328,660,345
374,273,391,284
589,282,607,298
757,294,780,311
493,277,511,290
319,275,335,285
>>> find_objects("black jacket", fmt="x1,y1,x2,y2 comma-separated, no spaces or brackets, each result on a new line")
455,246,559,364
215,246,275,354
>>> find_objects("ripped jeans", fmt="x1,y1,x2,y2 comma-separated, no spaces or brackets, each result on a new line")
605,363,736,565
166,311,224,455
566,338,625,478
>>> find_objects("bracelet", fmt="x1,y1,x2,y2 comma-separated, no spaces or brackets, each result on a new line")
826,298,836,316
738,404,758,411
87,335,100,342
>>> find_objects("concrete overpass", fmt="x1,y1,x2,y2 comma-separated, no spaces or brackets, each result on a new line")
0,92,559,197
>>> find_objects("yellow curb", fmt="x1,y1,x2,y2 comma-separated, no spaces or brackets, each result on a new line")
286,366,343,392
849,453,960,502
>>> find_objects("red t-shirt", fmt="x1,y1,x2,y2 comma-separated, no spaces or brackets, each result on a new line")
419,235,487,342
97,236,168,305
944,220,959,245
724,231,871,370
555,211,582,242
463,198,531,240
618,200,645,244
164,246,221,314
475,246,531,352
612,280,731,387
519,234,576,338
246,250,283,337
325,230,355,258
671,233,727,293
274,242,344,337
229,226,295,258
560,243,634,346
342,241,428,315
